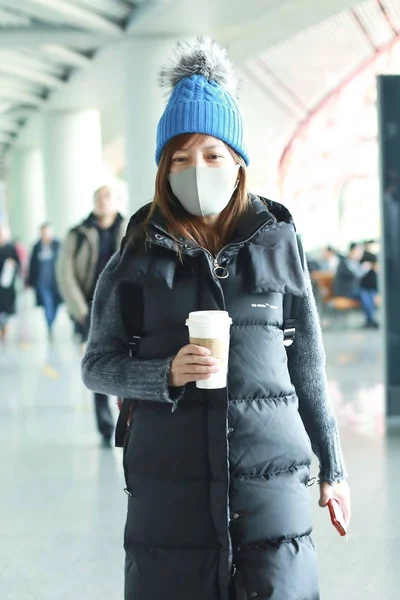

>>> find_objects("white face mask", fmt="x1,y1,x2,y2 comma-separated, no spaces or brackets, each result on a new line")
169,165,240,217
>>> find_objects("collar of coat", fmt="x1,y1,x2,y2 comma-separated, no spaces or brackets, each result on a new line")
121,196,306,296
81,212,125,231
123,195,295,255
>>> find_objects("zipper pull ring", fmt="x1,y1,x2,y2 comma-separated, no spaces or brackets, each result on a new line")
213,259,229,280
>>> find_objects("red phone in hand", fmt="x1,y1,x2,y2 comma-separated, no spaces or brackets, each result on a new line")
328,498,347,537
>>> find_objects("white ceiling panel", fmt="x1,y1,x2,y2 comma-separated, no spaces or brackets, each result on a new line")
255,12,372,109
355,0,395,47
382,0,400,30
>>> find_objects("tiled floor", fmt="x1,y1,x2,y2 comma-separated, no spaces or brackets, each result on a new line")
0,299,398,599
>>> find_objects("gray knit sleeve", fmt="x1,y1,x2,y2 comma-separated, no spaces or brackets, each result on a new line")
81,253,180,406
287,266,348,484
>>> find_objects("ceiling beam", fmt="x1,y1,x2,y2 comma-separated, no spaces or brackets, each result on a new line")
77,0,130,20
0,26,108,48
0,0,64,23
0,6,30,25
41,45,92,68
0,126,18,136
126,1,163,32
0,60,63,89
30,0,123,35
0,112,35,129
0,120,19,136
0,78,40,93
0,50,64,76
0,89,43,107
0,119,20,134
0,101,14,115
1,108,36,120
0,132,13,144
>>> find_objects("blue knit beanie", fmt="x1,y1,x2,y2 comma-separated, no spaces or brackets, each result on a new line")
156,38,249,166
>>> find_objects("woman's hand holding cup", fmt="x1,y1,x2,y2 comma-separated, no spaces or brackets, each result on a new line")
169,344,221,387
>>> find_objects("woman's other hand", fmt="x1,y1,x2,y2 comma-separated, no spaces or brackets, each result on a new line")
169,344,220,387
319,479,352,527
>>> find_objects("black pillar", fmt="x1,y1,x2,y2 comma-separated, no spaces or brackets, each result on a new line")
377,75,400,424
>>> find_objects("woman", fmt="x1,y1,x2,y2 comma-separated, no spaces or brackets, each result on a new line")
82,38,351,600
0,224,20,343
28,223,62,340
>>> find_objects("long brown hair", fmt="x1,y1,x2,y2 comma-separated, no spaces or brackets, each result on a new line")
141,134,249,255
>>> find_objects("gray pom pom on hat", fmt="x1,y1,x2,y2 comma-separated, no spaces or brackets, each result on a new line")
159,36,239,98
155,36,249,166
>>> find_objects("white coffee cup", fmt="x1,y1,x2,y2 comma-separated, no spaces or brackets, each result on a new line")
185,310,232,389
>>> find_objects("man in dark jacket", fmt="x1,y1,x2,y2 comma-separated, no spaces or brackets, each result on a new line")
334,242,378,328
28,223,62,340
57,186,127,446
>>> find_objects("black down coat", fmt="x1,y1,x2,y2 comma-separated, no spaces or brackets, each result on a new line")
117,197,319,600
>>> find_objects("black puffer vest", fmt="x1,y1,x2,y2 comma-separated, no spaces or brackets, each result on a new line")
121,196,319,600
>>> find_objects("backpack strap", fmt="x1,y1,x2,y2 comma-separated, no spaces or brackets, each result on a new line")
282,236,305,348
115,280,144,448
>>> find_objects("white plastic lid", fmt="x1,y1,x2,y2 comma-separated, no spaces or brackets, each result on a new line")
186,310,232,326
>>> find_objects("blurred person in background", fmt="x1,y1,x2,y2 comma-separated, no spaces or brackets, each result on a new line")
82,38,350,600
306,246,339,310
28,223,62,341
57,185,126,446
305,253,323,307
13,237,29,283
361,239,379,264
334,242,378,328
320,245,339,273
0,224,20,343
360,239,379,297
305,254,321,274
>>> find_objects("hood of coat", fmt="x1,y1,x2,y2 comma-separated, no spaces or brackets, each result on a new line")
261,198,294,225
